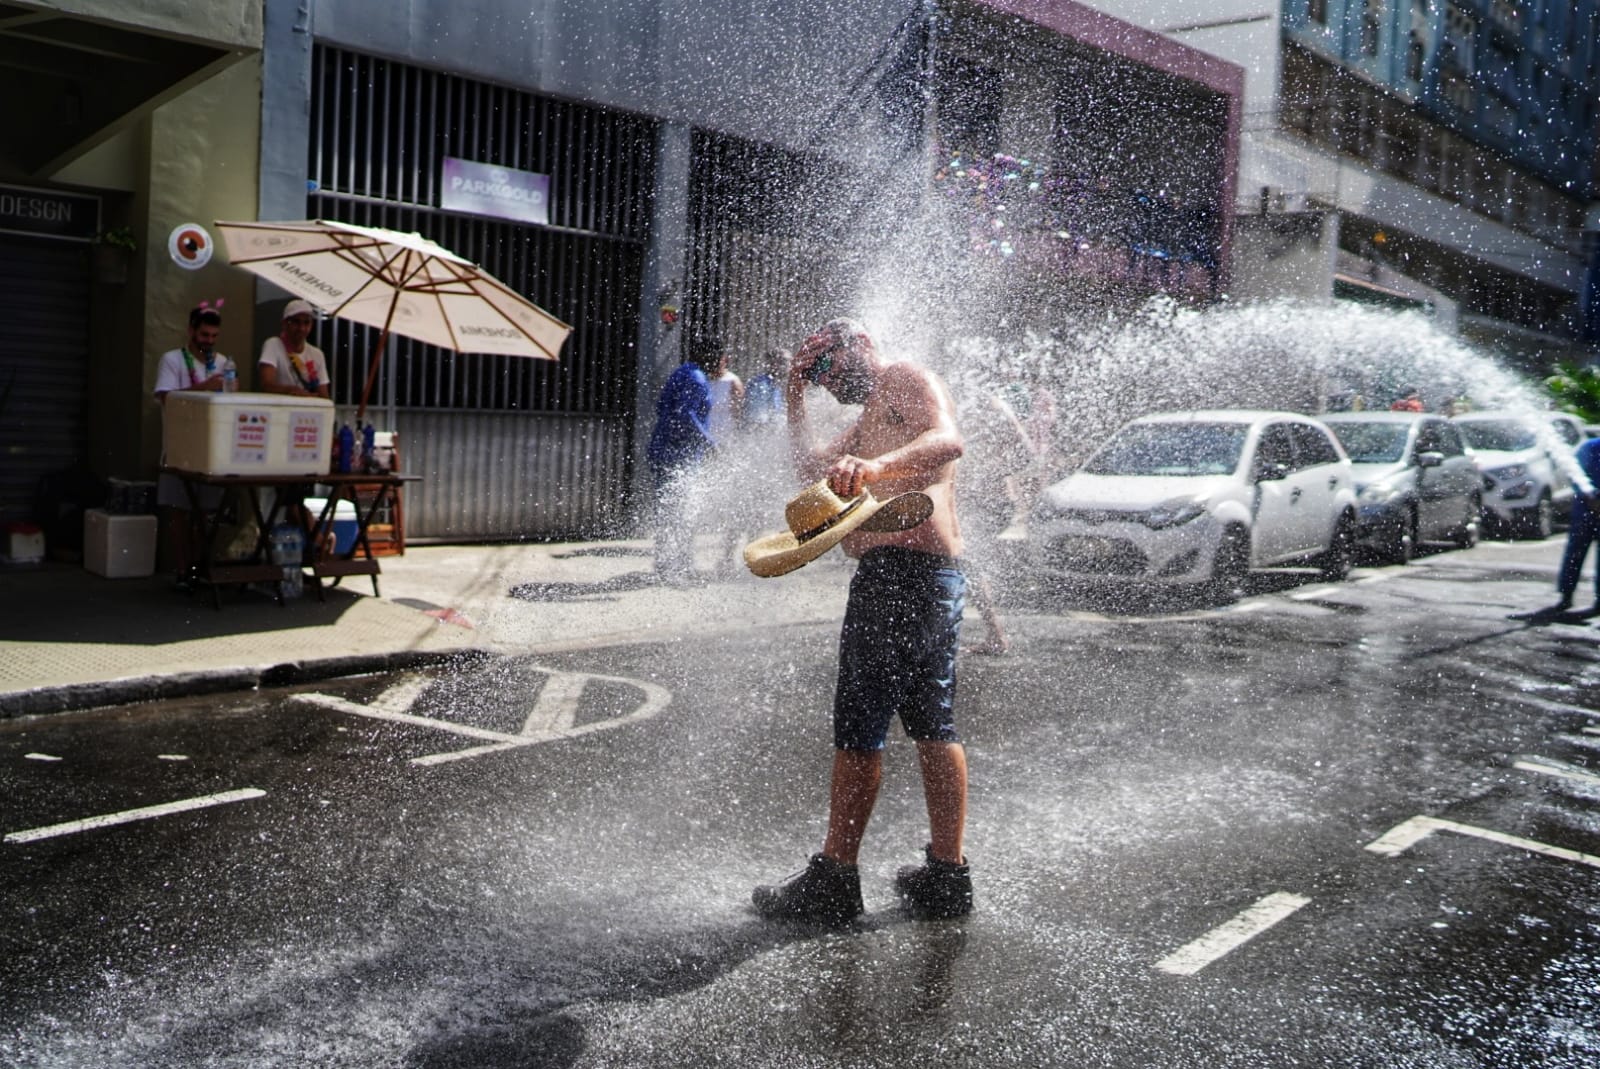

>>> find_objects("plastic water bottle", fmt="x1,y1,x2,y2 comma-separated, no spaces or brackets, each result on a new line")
337,424,355,474
268,524,305,600
362,422,376,473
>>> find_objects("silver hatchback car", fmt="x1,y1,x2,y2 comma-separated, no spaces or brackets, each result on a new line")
1322,412,1482,563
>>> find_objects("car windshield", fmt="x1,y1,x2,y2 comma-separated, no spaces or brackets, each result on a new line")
1457,420,1535,451
1083,422,1247,476
1328,423,1409,463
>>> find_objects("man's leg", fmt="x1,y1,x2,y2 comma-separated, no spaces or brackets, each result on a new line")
821,748,883,865
916,740,968,864
1556,512,1594,606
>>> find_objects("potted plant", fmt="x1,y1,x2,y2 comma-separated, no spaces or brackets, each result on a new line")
92,226,137,284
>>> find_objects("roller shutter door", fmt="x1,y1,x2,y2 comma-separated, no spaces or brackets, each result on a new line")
0,235,90,523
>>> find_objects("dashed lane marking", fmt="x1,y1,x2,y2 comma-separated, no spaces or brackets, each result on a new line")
1154,892,1311,976
1365,815,1600,870
1289,585,1339,601
1513,756,1600,788
4,789,266,844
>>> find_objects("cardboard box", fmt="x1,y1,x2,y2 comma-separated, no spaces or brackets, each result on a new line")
163,392,334,477
84,509,158,578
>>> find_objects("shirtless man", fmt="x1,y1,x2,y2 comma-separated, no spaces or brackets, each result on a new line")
752,317,972,923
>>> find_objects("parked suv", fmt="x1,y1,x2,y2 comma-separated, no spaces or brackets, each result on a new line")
1322,412,1482,563
1453,411,1579,538
1027,410,1359,598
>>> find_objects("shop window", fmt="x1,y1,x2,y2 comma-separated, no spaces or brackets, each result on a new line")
1362,1,1382,56
1407,31,1426,80
936,56,1003,160
1309,0,1328,25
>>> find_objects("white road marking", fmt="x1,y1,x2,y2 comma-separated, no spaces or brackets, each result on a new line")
1365,815,1600,870
1289,586,1339,601
4,788,265,844
293,667,673,766
1583,727,1600,736
1226,601,1267,614
1154,892,1311,976
157,754,189,762
1493,693,1600,718
1513,757,1600,788
1355,574,1389,585
23,753,61,762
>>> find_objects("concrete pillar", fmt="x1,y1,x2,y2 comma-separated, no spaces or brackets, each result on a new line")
630,121,693,529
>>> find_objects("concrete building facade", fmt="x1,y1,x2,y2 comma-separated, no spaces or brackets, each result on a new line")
1074,0,1600,369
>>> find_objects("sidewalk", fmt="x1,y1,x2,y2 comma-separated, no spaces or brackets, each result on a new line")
0,538,851,718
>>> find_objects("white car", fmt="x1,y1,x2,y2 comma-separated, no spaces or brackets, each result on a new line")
1027,410,1359,597
1452,411,1581,538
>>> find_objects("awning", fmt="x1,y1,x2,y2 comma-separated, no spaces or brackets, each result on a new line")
0,2,257,176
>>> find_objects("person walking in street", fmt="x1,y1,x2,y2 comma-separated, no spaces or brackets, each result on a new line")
750,317,973,923
646,344,719,583
1551,434,1600,613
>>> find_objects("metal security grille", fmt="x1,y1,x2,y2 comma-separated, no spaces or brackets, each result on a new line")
0,235,89,524
307,46,657,539
684,130,855,366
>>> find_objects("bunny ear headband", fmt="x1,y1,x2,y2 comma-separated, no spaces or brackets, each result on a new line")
198,298,225,311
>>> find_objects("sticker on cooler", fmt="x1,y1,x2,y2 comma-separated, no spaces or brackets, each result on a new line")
232,410,270,465
288,412,323,466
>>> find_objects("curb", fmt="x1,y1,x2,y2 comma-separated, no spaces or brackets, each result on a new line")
0,648,495,720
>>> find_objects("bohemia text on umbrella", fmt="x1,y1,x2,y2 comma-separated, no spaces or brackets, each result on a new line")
215,219,572,418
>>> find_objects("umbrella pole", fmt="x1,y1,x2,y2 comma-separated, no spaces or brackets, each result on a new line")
355,262,409,425
356,327,388,425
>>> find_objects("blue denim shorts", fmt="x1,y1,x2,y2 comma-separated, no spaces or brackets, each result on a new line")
833,546,966,751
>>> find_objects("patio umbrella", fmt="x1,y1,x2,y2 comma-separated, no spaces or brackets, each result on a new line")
215,219,572,421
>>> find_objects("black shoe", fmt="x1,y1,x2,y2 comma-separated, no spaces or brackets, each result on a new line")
895,844,973,919
752,853,863,924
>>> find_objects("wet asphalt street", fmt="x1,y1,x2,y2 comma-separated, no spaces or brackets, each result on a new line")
3,538,1599,1067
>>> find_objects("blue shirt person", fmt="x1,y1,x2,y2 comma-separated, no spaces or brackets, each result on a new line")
1555,436,1600,610
646,351,718,582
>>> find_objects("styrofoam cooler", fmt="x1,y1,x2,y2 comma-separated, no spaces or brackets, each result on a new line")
163,392,334,476
84,509,157,578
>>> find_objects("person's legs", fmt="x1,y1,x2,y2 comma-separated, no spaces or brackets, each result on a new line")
915,740,968,864
821,748,884,864
1556,511,1595,606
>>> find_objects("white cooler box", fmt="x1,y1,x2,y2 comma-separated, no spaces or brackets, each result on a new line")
164,392,334,476
84,509,158,578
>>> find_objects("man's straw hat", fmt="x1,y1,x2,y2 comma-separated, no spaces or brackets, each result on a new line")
743,480,933,578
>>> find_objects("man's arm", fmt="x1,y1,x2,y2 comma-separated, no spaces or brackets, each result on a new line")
785,336,860,482
826,368,964,499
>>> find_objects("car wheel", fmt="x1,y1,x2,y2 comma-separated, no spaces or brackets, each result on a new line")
1451,496,1481,549
1317,514,1356,581
1520,492,1554,540
1204,527,1250,603
1384,508,1417,566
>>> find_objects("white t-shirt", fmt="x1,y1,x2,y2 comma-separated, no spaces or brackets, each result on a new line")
153,347,237,399
258,336,330,393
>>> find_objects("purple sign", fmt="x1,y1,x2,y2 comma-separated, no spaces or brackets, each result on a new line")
440,157,550,226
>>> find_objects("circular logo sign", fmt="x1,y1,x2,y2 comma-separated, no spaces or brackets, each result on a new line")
168,223,213,270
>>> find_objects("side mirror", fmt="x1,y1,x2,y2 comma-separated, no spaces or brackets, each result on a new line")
1416,451,1444,469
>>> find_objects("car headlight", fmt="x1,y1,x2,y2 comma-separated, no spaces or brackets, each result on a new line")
1141,499,1206,529
1487,464,1526,481
1031,496,1067,522
1358,482,1401,505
